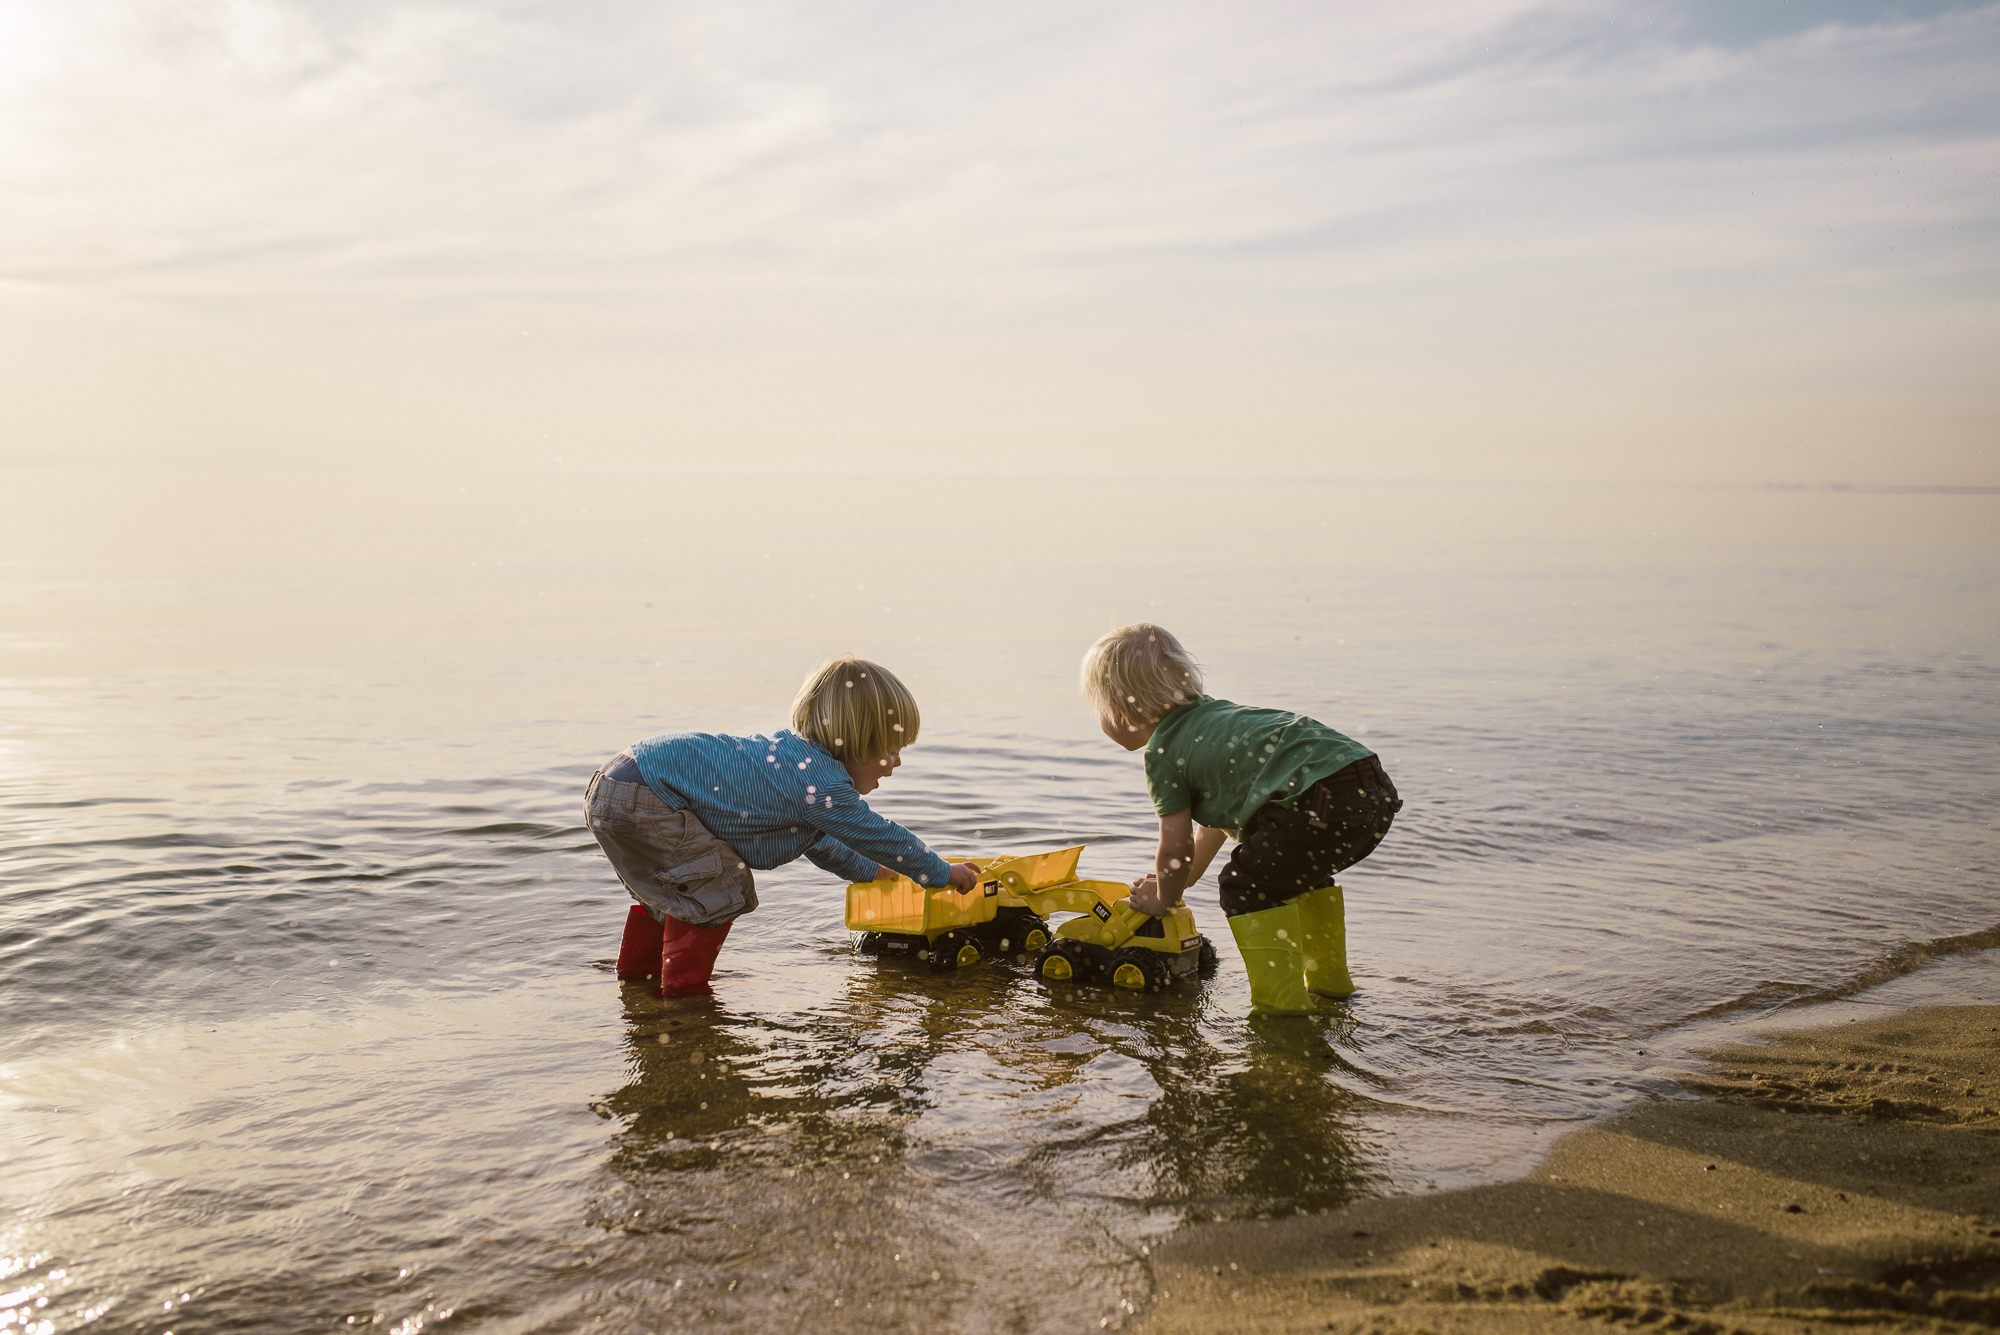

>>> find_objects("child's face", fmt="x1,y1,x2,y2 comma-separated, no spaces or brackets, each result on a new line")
1099,712,1154,751
842,750,902,795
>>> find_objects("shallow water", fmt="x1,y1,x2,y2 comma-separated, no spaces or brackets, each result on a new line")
1,467,1995,1334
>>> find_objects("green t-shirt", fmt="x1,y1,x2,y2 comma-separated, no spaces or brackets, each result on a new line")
1143,696,1374,831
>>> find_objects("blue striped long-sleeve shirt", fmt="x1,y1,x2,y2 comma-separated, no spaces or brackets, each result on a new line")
629,729,954,887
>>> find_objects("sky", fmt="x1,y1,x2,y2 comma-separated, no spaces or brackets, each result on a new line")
1,0,1995,483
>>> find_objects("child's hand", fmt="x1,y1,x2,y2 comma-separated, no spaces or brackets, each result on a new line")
873,864,900,882
947,861,982,892
1128,873,1167,916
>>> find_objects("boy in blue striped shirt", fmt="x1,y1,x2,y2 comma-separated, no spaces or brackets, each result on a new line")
587,657,979,996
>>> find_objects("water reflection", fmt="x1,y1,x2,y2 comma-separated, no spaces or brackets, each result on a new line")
1116,1013,1391,1220
584,954,1394,1327
603,967,1389,1208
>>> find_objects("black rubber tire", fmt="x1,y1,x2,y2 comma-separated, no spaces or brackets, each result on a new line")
1108,946,1174,993
991,911,1051,960
1032,938,1099,985
851,931,882,955
929,929,980,973
1197,937,1220,978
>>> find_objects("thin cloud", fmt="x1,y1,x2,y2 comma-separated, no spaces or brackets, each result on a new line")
7,1,1986,298
1,0,1994,479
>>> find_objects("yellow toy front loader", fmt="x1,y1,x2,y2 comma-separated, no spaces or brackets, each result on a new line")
845,844,1217,991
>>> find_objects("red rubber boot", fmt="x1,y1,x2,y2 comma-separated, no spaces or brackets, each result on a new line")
657,917,733,997
615,905,665,981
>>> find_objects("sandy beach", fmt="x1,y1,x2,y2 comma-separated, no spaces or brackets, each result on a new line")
1145,1004,2000,1334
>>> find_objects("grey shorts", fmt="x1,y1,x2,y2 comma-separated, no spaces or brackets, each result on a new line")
584,769,758,928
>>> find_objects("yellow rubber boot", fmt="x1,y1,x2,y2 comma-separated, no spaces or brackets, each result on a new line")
1227,903,1314,1016
1296,884,1355,997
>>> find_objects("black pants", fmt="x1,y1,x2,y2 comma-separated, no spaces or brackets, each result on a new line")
1216,756,1402,917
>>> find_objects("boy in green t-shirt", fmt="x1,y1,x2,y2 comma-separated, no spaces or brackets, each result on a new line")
1082,623,1403,1015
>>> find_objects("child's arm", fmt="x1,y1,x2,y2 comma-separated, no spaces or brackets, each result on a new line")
1188,822,1229,883
874,860,982,890
806,832,980,891
803,783,966,889
1129,812,1228,915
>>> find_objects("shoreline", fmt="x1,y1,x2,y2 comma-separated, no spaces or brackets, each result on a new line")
1143,1004,2000,1334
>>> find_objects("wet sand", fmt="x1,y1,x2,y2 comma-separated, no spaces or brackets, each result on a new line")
1145,1005,2000,1334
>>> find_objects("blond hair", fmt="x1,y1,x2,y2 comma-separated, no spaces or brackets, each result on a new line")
1081,623,1203,725
790,656,921,759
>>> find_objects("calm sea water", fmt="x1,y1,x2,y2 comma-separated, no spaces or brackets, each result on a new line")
2,466,1995,1334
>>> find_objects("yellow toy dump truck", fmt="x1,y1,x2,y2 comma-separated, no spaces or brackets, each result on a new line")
845,844,1217,991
